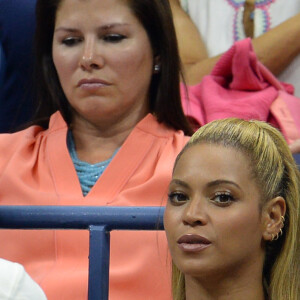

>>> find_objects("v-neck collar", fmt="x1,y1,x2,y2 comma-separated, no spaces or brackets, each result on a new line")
47,112,165,205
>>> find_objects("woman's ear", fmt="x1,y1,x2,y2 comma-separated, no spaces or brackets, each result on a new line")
261,196,286,242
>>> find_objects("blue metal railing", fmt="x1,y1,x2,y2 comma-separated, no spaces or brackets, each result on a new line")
0,206,165,300
294,153,300,167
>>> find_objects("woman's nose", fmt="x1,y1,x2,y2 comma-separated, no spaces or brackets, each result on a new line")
182,198,208,226
79,37,104,71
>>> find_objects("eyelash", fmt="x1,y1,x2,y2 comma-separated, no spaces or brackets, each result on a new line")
168,191,236,206
61,34,126,46
103,34,126,43
168,192,188,205
211,192,235,206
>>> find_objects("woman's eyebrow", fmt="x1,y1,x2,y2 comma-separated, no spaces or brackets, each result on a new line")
99,23,130,30
207,180,241,190
54,23,130,33
54,27,78,33
169,179,190,189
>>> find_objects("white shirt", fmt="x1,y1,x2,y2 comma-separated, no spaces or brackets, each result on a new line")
180,0,300,96
0,259,47,300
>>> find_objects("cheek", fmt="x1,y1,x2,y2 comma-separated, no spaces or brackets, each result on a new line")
53,54,67,84
111,43,153,79
215,209,261,248
164,206,181,243
163,208,172,237
52,48,77,86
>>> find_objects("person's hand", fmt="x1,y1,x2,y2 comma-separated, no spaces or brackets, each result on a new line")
289,139,300,154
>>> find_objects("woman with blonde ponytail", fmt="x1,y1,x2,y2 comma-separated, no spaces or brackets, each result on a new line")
164,118,300,300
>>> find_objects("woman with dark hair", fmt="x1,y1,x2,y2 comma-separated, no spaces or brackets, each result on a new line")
164,118,300,300
34,0,191,134
0,0,192,299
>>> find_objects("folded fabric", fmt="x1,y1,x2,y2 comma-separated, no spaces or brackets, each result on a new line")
181,38,300,143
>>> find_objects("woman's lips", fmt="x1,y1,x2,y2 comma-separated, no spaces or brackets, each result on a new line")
77,78,111,91
177,234,211,252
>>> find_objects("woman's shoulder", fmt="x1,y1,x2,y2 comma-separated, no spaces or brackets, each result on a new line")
0,111,65,141
0,125,46,151
128,114,190,163
135,114,190,144
0,112,67,167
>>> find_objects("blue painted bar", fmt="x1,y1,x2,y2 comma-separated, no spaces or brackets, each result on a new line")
293,153,300,168
0,206,165,300
0,206,165,230
88,225,110,300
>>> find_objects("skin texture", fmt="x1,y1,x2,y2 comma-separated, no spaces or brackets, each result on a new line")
290,139,300,154
164,143,285,300
52,0,155,163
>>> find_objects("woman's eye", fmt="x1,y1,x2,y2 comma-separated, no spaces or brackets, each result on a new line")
168,192,188,205
103,34,126,43
212,192,235,206
62,37,82,46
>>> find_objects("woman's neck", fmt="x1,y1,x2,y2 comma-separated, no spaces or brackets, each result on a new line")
70,128,129,164
70,112,147,164
185,269,265,300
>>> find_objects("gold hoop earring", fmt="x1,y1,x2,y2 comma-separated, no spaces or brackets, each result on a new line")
270,216,285,242
273,228,283,241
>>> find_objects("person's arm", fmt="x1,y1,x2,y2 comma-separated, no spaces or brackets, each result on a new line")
252,13,300,76
168,0,216,84
289,139,300,154
170,0,300,85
